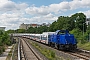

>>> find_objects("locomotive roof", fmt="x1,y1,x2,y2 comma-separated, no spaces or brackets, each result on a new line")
55,30,69,35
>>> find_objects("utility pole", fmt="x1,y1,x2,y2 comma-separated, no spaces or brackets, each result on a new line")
83,23,84,36
83,23,85,41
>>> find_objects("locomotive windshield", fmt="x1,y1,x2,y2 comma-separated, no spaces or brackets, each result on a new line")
57,31,65,34
57,30,69,35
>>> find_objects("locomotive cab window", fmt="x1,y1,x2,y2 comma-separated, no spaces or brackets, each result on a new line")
57,31,65,35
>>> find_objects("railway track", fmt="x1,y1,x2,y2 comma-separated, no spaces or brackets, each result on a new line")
20,37,42,60
76,50,90,60
55,47,90,60
66,51,90,60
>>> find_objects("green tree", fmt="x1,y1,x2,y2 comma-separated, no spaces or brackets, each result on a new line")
0,30,11,45
71,13,87,32
48,21,57,32
49,16,74,31
38,25,48,33
6,30,15,33
27,26,48,34
26,27,35,33
16,29,25,33
0,30,11,55
70,28,82,40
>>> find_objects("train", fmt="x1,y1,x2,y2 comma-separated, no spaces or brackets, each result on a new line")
22,30,77,50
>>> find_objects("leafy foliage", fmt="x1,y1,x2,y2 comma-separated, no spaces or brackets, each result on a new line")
26,26,48,33
6,30,15,33
31,42,56,60
16,29,25,33
71,13,87,31
70,28,82,40
49,16,75,31
0,30,11,55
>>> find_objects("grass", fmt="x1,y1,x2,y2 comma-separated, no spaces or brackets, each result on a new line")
77,42,90,50
28,41,67,60
34,43,55,60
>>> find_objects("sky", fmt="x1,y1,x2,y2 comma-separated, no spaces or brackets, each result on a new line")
0,0,90,30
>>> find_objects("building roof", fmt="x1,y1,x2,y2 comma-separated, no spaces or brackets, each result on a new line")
31,24,37,26
0,27,6,30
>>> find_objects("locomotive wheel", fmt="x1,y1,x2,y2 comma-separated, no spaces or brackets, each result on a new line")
48,42,51,46
59,45,63,50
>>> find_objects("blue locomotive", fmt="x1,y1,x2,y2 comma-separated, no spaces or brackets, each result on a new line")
48,30,77,50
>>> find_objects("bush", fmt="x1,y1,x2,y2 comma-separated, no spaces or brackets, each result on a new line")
0,47,5,55
0,30,12,55
70,28,83,41
78,42,90,50
0,49,2,54
51,50,55,58
2,47,5,52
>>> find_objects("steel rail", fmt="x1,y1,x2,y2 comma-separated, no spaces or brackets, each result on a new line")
18,37,21,60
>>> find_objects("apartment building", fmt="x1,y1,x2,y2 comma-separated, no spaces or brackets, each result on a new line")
0,27,6,30
19,23,40,30
19,23,50,30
